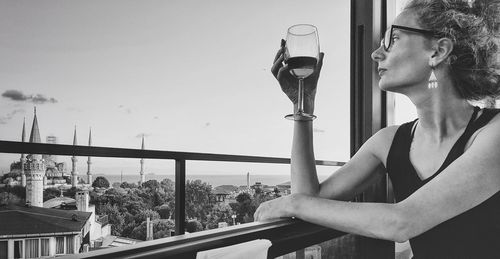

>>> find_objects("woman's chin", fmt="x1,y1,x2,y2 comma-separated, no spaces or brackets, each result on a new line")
378,80,395,92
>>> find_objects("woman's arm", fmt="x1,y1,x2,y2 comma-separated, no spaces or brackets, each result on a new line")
256,115,500,242
291,119,397,199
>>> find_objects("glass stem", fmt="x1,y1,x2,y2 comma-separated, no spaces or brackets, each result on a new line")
297,78,305,114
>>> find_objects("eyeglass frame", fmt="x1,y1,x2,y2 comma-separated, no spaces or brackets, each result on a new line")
382,25,440,52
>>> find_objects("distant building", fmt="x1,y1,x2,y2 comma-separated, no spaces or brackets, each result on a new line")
139,135,145,185
276,181,291,196
42,190,112,250
0,204,92,258
212,188,230,204
1,109,93,191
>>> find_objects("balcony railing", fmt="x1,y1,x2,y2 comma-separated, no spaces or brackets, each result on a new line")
0,140,346,258
96,215,109,226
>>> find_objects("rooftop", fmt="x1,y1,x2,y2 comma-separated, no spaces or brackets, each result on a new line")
43,196,76,209
0,204,91,238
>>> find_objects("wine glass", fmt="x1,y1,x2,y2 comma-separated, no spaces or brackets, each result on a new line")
284,24,320,121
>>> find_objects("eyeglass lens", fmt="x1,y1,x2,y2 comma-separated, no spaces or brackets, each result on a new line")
383,28,392,51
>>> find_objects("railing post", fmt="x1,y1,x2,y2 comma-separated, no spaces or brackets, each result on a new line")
175,159,186,236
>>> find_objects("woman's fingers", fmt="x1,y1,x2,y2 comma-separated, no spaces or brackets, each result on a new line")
276,64,289,82
271,39,286,78
271,53,285,78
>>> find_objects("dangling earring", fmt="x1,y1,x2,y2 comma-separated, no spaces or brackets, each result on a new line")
428,63,438,89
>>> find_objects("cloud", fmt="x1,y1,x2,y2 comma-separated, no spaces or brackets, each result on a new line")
32,94,57,104
0,108,26,124
1,90,57,104
118,105,132,114
2,90,29,101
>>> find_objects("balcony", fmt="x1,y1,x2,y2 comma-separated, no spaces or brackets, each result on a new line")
0,132,392,258
0,140,353,258
0,0,396,257
96,215,109,227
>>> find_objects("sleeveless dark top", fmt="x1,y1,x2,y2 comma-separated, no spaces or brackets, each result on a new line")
386,107,500,259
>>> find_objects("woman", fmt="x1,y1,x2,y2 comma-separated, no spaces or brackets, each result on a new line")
254,0,500,257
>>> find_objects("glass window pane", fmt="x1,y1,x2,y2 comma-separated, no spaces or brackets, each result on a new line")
25,239,39,258
41,238,50,256
0,241,7,259
0,0,350,167
56,237,64,254
13,240,23,259
66,236,74,254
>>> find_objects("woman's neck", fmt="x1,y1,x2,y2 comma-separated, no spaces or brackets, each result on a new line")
408,80,475,142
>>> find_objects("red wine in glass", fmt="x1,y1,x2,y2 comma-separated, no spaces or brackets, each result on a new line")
286,56,317,79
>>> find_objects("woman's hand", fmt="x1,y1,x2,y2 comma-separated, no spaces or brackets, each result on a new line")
254,194,301,221
271,39,324,114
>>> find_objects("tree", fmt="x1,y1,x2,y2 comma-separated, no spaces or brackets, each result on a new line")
64,187,79,199
160,178,175,193
100,204,125,236
185,179,213,221
120,182,138,189
230,192,255,223
92,176,110,188
43,188,61,201
135,209,160,224
186,220,203,233
153,219,175,239
205,203,234,229
157,204,171,219
142,180,160,190
0,192,22,206
129,219,175,240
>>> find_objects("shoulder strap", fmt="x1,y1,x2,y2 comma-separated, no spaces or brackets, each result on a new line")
386,119,417,171
428,108,500,182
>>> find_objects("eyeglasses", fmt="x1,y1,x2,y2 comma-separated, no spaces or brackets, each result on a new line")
382,25,439,51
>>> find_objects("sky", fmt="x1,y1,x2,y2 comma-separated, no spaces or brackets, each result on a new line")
0,0,353,177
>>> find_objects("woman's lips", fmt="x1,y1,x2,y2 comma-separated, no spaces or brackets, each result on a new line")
378,68,387,76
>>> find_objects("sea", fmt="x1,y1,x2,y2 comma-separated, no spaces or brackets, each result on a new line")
94,174,330,187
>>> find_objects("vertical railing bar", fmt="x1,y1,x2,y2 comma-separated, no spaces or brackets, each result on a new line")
175,159,186,236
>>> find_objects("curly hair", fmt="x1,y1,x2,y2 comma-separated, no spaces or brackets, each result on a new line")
404,0,500,100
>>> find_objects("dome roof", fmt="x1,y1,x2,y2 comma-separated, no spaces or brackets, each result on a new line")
43,196,76,208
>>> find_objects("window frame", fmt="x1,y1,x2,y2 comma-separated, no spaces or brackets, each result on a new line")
55,236,65,255
13,239,24,259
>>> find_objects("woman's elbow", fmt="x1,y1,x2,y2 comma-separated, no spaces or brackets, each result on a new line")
388,204,419,243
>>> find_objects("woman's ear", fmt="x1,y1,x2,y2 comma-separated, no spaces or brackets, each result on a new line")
429,38,454,67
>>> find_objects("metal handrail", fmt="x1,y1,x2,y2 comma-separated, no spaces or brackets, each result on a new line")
63,218,346,259
0,141,344,166
0,140,346,256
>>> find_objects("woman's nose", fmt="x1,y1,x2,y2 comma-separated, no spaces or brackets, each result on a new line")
371,42,385,62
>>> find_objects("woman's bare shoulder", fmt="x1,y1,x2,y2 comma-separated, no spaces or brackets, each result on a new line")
362,125,401,164
466,110,500,150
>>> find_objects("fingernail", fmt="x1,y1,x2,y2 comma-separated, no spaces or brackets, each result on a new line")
281,39,286,48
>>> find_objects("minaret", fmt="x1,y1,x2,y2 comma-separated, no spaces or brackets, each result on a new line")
25,107,46,207
139,135,145,185
247,172,250,189
71,126,78,187
20,118,27,187
87,128,93,185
